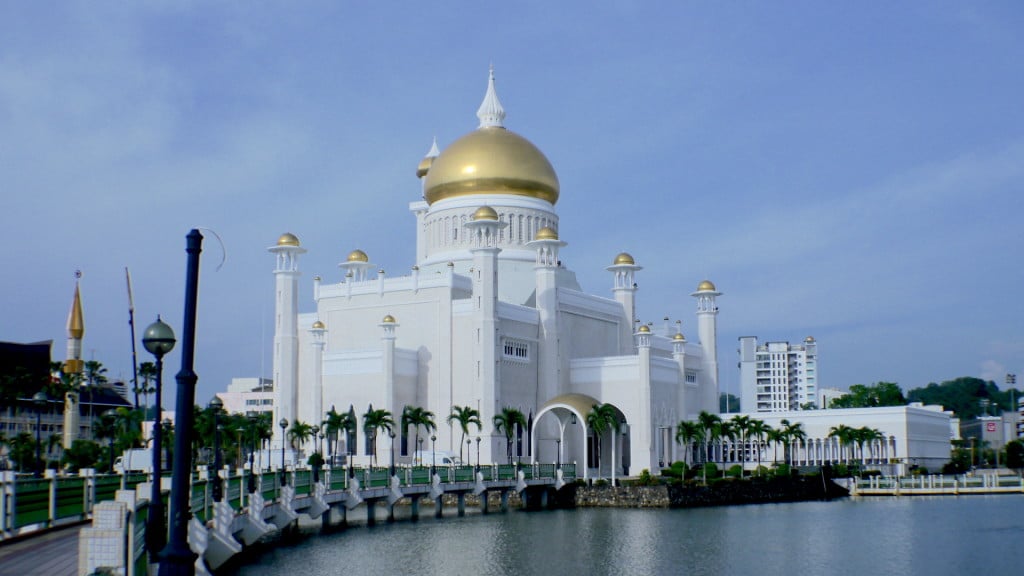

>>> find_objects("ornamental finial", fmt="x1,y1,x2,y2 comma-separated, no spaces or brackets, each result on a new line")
476,65,506,128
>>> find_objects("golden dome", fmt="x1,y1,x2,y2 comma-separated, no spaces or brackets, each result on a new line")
638,325,651,333
804,336,815,343
613,252,635,265
277,232,300,247
673,333,686,341
535,227,558,240
423,127,559,205
697,280,716,292
312,320,325,330
347,249,369,263
382,314,396,324
416,155,435,179
472,206,499,221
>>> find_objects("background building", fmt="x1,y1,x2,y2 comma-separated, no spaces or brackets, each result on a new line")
738,336,818,412
215,377,273,417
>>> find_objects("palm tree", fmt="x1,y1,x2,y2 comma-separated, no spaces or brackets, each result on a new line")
780,419,807,466
401,405,436,459
324,407,353,463
747,419,770,473
697,411,721,465
137,362,157,418
719,420,737,467
675,420,702,466
854,426,884,465
493,407,527,465
767,426,784,464
362,407,394,466
828,424,856,464
447,405,482,464
287,420,315,456
586,403,618,473
84,360,108,435
730,415,752,476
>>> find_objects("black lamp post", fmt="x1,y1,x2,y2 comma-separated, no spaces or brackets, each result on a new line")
235,426,245,470
475,436,481,472
466,438,471,469
32,391,48,478
142,315,175,559
318,431,325,482
430,435,437,476
104,409,117,473
158,228,203,576
247,416,257,494
556,438,562,470
279,418,289,486
210,397,223,502
311,424,320,484
389,431,396,476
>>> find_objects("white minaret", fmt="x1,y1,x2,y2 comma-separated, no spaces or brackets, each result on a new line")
465,205,506,460
63,275,84,449
380,313,399,426
527,226,566,400
691,280,721,414
607,253,642,355
339,249,373,282
269,232,306,449
308,319,326,429
635,324,653,470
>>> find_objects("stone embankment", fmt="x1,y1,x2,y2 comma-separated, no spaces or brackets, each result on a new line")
573,476,848,508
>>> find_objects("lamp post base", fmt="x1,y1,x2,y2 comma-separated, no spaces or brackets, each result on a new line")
157,541,199,576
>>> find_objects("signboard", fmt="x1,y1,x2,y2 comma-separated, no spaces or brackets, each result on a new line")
986,422,997,432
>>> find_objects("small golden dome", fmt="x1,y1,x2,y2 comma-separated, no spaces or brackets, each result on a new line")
416,155,435,179
423,127,559,205
697,280,716,292
638,325,651,333
382,314,396,324
472,206,499,221
347,249,369,263
312,320,325,330
613,252,635,265
277,233,300,247
804,336,815,343
535,227,558,240
673,333,686,341
313,275,321,281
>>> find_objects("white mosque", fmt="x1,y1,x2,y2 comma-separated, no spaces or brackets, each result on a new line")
268,69,721,479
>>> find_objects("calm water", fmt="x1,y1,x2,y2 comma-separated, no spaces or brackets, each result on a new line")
228,495,1024,576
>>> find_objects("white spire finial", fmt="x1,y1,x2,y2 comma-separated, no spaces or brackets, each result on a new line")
476,65,506,128
426,136,440,158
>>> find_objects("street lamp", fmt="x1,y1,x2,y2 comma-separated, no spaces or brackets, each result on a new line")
389,431,397,476
556,438,562,470
103,409,117,473
430,435,437,475
235,426,245,470
247,416,257,494
209,397,223,502
475,436,481,471
467,438,471,469
32,391,48,478
279,418,289,486
142,315,175,560
311,424,321,483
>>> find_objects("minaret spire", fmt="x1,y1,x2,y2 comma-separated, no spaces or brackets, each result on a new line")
476,65,506,128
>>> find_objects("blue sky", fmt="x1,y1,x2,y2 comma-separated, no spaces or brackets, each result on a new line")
2,2,1022,411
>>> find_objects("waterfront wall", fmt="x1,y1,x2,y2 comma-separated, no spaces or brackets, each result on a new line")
573,476,848,508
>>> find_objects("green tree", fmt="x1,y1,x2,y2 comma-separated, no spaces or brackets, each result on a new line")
447,405,482,464
324,407,356,463
675,420,702,467
907,377,1014,419
287,420,314,454
730,415,752,476
362,407,394,466
493,406,528,465
828,424,856,462
830,382,906,408
747,419,770,473
401,405,436,458
136,362,157,417
62,438,101,472
585,403,618,472
779,419,806,465
719,393,740,413
1004,439,1024,472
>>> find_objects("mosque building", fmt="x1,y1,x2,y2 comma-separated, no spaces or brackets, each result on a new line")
269,69,721,478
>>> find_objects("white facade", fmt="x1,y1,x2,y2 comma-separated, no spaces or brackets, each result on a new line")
268,70,721,477
216,378,274,417
703,405,955,474
739,336,818,412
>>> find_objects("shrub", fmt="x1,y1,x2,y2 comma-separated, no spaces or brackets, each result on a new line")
754,465,770,477
772,463,791,477
726,464,743,478
662,461,688,479
634,468,660,486
702,462,719,479
594,479,609,487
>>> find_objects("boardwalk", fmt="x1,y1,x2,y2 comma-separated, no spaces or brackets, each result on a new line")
0,524,81,576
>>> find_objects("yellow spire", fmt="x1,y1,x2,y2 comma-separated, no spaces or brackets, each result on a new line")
67,280,84,340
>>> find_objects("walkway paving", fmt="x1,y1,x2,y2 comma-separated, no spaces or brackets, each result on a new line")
0,524,82,576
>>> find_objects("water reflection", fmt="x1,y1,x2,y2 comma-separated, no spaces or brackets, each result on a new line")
227,495,1024,576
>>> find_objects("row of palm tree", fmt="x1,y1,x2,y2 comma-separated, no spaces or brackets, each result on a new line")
827,424,886,463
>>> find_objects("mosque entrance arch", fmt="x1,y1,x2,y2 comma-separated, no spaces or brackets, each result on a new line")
531,393,630,484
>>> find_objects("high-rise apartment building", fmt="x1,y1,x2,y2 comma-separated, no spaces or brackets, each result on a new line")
738,336,818,412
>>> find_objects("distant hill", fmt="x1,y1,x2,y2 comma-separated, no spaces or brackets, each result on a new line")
906,377,1015,419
